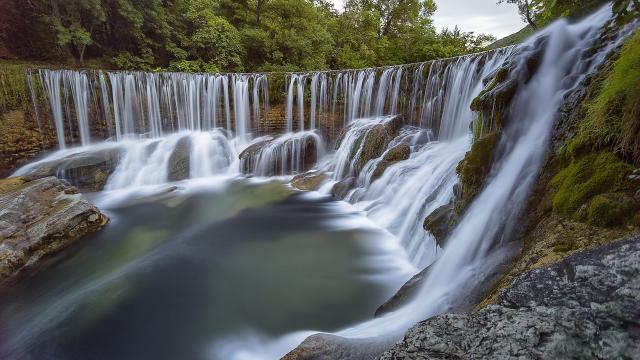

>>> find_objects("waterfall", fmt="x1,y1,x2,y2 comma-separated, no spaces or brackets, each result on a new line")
338,0,633,342
205,4,638,359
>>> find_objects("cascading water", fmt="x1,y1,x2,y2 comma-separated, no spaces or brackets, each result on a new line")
208,4,636,359
8,6,634,359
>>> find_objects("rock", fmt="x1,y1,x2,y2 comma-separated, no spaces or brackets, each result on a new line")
354,125,390,173
239,135,320,176
455,133,499,214
291,171,328,191
331,177,355,199
375,265,431,317
372,143,410,180
380,236,640,359
168,136,192,181
0,176,108,283
21,148,121,192
239,137,274,173
282,333,393,360
423,202,458,248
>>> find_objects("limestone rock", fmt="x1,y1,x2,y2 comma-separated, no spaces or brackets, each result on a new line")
0,176,108,283
380,236,640,359
21,148,121,192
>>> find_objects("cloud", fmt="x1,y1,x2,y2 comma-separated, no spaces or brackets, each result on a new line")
433,0,525,38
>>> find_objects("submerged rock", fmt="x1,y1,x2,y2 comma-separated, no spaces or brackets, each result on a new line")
21,148,121,192
291,171,328,191
331,177,356,199
380,236,640,359
167,136,192,181
0,176,108,283
374,265,431,317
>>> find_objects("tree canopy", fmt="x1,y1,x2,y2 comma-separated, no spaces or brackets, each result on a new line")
0,0,498,72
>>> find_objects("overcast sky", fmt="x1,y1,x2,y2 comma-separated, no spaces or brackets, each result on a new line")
330,0,525,39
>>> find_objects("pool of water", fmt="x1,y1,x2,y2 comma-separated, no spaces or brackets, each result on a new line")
0,178,414,360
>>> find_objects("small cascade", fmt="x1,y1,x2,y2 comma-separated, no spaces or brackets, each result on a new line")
105,130,238,190
324,47,514,268
240,131,325,177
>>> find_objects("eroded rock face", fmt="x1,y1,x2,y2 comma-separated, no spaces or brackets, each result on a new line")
20,148,122,192
380,236,640,359
0,176,108,283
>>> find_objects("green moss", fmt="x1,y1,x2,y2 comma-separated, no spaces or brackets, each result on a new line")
583,193,639,227
0,62,30,113
550,151,634,219
566,30,640,164
456,132,499,213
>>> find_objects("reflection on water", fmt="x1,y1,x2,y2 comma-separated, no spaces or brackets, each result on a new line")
0,178,413,360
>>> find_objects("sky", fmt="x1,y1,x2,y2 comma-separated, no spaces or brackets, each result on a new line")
330,0,526,39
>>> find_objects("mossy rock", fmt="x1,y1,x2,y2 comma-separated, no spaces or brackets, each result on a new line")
456,132,500,213
354,124,391,173
550,151,634,218
581,192,639,227
372,143,410,180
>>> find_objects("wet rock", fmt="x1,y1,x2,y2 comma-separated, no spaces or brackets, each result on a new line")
331,177,355,199
282,333,393,360
239,137,274,173
423,202,458,248
239,135,319,176
0,176,108,283
21,148,122,192
375,265,431,317
291,171,327,191
455,133,499,214
168,136,192,181
380,236,640,359
372,143,410,180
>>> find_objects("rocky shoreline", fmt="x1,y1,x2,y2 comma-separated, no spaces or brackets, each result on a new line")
380,235,640,359
0,176,108,284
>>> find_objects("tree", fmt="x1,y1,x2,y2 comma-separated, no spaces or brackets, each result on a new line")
497,0,540,29
43,0,106,63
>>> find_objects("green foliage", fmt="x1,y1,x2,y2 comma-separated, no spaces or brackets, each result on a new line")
0,63,29,113
2,0,499,72
566,30,640,164
168,60,220,73
550,152,634,218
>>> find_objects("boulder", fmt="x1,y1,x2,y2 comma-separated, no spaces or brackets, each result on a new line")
21,148,121,192
0,176,108,283
239,135,320,176
423,202,458,248
168,136,192,181
380,236,640,359
291,171,328,191
372,143,410,180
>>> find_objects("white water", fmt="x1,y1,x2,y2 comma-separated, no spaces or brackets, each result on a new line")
13,5,635,359
208,4,636,359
